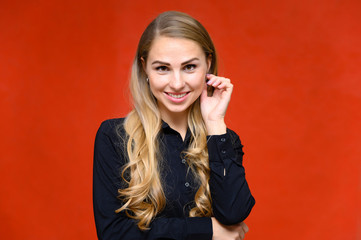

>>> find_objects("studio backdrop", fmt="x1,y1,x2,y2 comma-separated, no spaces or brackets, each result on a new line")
0,0,360,239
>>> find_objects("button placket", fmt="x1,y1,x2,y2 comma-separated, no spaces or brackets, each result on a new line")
220,136,227,155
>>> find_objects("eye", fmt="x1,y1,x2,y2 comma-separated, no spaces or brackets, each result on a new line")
155,66,169,72
184,64,196,72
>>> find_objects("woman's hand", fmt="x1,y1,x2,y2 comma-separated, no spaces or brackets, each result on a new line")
211,217,249,240
200,74,233,135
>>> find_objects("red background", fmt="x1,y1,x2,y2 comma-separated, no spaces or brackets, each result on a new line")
1,0,360,239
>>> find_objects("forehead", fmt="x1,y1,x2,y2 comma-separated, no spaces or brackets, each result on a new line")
147,36,205,62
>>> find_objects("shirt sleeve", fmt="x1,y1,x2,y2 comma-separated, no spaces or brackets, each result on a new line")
207,129,255,225
93,120,213,240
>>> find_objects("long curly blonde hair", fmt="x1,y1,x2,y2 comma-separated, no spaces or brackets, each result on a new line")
115,11,218,230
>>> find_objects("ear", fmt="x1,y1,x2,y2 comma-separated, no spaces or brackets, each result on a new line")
206,54,212,73
140,57,147,73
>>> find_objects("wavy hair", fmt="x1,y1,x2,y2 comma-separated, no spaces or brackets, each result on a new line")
115,11,218,230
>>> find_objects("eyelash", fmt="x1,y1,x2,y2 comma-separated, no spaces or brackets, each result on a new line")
155,64,197,72
156,66,169,72
184,64,196,71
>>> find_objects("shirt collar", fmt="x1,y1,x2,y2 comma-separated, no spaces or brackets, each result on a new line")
161,120,170,129
160,120,192,143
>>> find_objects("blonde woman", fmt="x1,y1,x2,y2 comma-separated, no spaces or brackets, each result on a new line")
93,11,255,240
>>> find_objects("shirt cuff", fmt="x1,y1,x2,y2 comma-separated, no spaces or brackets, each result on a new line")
185,217,212,240
206,131,237,163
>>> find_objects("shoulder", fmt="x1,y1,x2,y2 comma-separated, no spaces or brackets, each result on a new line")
96,118,126,139
95,118,127,155
98,118,125,132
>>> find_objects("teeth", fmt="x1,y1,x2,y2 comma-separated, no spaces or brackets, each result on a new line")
168,93,187,98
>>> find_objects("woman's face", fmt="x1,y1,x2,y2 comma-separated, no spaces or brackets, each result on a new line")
144,36,211,119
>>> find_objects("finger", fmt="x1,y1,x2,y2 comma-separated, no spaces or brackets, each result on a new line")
211,79,222,87
240,222,249,233
210,77,231,88
239,231,245,240
211,77,228,87
205,73,215,83
218,81,232,89
206,74,226,84
206,77,217,86
206,73,215,79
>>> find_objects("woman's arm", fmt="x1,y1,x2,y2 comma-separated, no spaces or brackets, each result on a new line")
93,119,213,240
207,130,255,225
200,75,255,225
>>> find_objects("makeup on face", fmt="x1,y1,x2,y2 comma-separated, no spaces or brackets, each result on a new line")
145,36,210,118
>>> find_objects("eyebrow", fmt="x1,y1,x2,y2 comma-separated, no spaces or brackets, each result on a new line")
151,57,200,66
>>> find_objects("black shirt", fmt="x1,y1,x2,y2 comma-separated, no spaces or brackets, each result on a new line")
93,118,255,240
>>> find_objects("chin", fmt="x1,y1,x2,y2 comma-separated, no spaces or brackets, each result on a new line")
167,107,190,114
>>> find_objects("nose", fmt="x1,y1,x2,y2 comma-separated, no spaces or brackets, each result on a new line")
169,72,185,90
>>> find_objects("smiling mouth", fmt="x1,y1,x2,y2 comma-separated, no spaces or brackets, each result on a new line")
166,92,189,99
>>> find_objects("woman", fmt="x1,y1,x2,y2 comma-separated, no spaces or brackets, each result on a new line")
93,11,255,240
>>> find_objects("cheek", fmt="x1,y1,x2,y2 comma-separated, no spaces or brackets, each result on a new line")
149,83,160,96
189,74,205,91
149,78,167,95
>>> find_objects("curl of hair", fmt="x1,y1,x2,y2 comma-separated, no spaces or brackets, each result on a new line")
115,11,218,230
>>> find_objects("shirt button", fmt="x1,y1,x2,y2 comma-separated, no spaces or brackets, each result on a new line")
221,150,226,154
185,182,190,187
221,138,226,142
182,159,186,164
